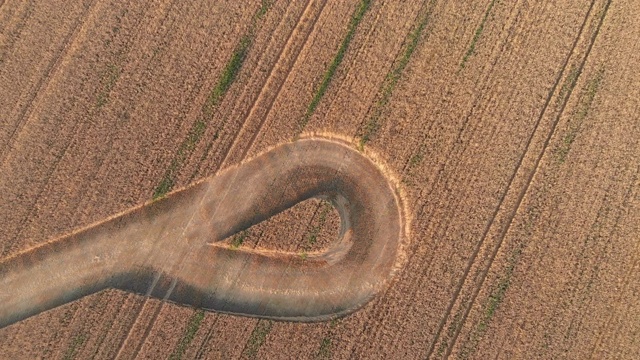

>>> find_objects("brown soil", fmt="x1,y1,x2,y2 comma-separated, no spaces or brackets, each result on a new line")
1,0,638,358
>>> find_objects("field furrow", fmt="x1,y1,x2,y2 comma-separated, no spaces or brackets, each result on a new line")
1,0,638,358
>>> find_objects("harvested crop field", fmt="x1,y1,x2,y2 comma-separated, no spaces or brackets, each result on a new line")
1,0,638,358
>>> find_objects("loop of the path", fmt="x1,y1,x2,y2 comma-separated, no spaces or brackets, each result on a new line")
0,136,408,327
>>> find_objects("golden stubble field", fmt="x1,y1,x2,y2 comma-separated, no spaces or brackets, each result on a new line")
1,0,638,359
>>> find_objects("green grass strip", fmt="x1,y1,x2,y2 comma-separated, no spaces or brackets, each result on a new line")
152,3,274,200
63,333,87,360
459,245,523,359
555,68,604,163
96,63,121,108
297,0,373,133
242,320,273,359
230,229,250,248
459,0,497,69
314,318,340,359
305,200,332,248
316,338,332,359
169,309,206,360
358,0,436,149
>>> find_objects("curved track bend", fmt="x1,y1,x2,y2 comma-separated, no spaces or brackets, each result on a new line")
0,136,407,327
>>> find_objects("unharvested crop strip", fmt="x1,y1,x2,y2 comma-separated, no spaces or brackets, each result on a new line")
459,0,497,69
357,0,438,149
296,0,372,134
435,1,612,357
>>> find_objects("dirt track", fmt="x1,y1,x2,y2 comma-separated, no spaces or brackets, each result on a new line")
1,0,639,358
0,137,406,327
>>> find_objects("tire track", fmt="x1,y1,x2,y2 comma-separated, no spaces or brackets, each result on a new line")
183,0,301,184
0,0,34,64
12,1,180,356
0,0,102,262
350,0,441,150
402,3,524,184
563,166,639,355
124,1,314,355
101,2,237,356
193,174,324,358
16,3,157,357
178,0,293,185
75,11,189,354
511,141,637,358
194,202,321,356
191,3,376,356
335,0,449,356
348,0,567,356
432,0,602,354
417,1,583,355
0,0,98,167
121,301,164,360
334,0,479,355
221,0,397,354
1,137,405,356
311,0,400,139
238,0,328,161
587,166,640,358
435,0,612,357
231,6,394,351
81,292,130,359
340,1,522,356
185,0,333,348
405,0,525,204
207,0,326,174
556,115,640,355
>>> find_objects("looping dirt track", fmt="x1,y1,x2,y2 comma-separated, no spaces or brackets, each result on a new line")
0,136,408,328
